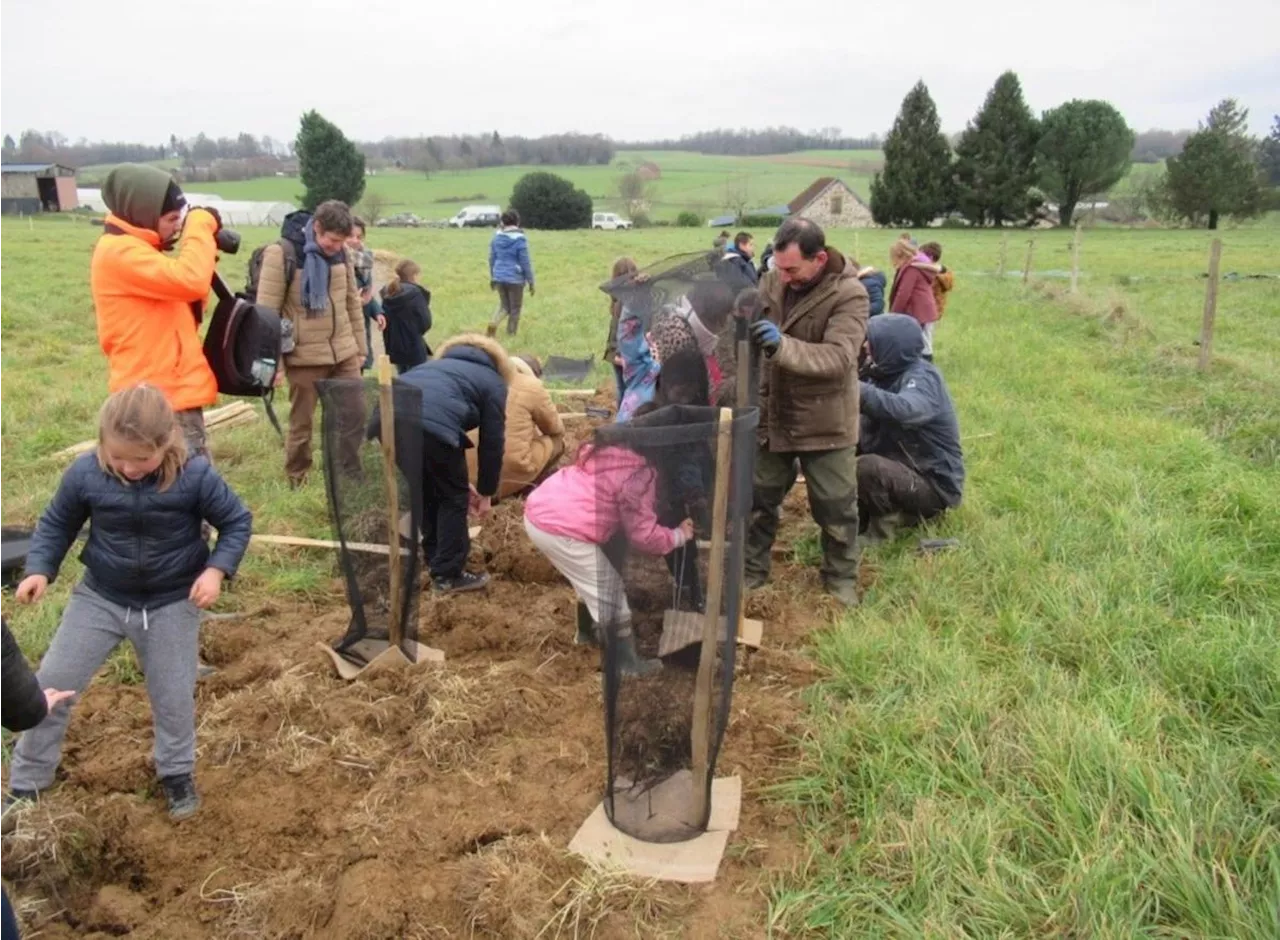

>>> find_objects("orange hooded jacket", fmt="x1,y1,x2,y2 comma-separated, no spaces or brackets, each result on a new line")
90,210,220,411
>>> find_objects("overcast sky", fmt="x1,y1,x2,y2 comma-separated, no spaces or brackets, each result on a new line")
3,0,1276,143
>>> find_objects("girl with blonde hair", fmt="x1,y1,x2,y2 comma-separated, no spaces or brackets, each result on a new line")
7,384,252,821
887,238,940,359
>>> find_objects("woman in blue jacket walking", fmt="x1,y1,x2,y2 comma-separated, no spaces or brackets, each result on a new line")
487,210,535,337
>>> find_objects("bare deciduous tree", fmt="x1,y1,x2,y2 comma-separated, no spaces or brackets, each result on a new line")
617,170,651,216
722,175,751,221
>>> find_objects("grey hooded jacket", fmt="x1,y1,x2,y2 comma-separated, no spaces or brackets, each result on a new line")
859,314,964,506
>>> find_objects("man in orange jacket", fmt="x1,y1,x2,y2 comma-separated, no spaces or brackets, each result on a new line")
91,165,222,456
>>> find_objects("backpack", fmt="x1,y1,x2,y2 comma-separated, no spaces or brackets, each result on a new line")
244,237,297,303
203,272,286,435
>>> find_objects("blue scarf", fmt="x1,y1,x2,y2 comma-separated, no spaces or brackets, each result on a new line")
301,221,344,316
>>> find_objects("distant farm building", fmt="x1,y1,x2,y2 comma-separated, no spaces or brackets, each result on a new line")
2,163,77,214
77,189,296,227
786,177,873,228
709,177,873,229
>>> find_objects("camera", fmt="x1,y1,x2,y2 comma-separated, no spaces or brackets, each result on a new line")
215,227,241,255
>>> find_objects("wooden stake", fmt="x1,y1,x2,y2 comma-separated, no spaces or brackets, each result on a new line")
690,407,734,828
376,356,403,649
734,317,751,411
997,232,1008,277
1198,238,1223,372
1022,238,1036,284
1070,223,1082,294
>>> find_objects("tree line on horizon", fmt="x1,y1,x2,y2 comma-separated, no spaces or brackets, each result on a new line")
870,74,1279,229
0,122,1232,174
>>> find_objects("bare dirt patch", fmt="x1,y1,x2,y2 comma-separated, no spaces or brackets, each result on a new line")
3,403,833,939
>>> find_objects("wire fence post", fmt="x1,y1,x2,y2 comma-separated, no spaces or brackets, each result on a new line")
997,232,1008,277
1198,238,1223,372
1022,238,1036,285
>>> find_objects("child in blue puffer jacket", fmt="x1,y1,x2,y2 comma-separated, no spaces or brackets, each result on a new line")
6,385,251,822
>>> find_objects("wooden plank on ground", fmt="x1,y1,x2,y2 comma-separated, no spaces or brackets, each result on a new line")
52,402,257,460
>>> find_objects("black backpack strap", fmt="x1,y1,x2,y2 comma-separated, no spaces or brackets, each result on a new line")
278,237,298,288
261,387,284,438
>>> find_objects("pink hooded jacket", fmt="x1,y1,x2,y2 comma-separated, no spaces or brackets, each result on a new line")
525,445,687,555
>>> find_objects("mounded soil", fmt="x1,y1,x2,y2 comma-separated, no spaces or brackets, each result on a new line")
3,412,853,939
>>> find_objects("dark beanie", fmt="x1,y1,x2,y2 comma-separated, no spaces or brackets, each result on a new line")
102,164,184,232
161,181,187,216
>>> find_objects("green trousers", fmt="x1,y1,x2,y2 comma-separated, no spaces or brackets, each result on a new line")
745,445,860,589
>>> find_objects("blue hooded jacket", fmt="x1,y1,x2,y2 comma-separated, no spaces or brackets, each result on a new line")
395,335,511,497
489,228,534,286
859,269,887,317
859,314,964,506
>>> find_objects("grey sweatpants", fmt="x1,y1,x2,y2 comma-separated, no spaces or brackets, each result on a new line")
490,283,525,335
8,583,200,791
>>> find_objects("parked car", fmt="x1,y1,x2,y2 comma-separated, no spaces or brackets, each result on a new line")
449,205,502,228
375,212,423,228
592,212,633,231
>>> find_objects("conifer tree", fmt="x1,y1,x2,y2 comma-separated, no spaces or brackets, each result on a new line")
295,110,365,211
953,71,1042,226
870,81,953,227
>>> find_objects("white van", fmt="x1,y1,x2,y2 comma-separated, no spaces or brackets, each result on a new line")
592,212,633,231
449,205,502,228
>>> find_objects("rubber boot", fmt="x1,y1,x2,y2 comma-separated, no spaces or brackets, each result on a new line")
575,601,600,646
615,629,660,677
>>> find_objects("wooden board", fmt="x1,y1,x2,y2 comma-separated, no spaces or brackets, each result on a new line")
568,775,741,884
317,640,445,681
253,527,480,556
547,388,595,399
52,401,257,460
659,610,763,656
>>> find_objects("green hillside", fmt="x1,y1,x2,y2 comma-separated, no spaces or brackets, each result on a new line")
193,150,883,223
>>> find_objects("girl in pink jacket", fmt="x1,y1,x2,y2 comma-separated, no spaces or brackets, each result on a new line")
525,435,693,675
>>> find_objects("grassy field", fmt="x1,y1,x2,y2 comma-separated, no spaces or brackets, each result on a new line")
189,149,881,223
2,217,1278,935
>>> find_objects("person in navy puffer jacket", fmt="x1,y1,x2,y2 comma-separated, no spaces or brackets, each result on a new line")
393,334,514,594
6,385,251,823
487,210,535,337
852,258,888,316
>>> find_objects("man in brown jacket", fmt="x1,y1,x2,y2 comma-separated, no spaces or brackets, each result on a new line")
466,355,566,499
745,218,869,606
255,201,369,486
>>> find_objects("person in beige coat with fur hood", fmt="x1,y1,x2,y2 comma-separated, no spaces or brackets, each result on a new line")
255,200,368,486
466,354,565,500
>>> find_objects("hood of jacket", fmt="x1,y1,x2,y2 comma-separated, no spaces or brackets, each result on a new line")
866,313,925,379
382,282,430,314
492,229,527,248
280,210,313,255
101,164,178,232
434,332,516,385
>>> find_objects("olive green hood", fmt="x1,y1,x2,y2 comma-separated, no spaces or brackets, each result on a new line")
101,164,184,232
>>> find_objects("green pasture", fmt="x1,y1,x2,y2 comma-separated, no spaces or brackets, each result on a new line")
1,217,1277,936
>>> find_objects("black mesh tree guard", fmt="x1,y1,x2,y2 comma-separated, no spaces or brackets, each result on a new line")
317,376,424,665
592,403,758,843
599,251,756,336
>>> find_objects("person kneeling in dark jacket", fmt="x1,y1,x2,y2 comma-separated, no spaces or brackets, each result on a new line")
397,334,514,594
858,314,964,541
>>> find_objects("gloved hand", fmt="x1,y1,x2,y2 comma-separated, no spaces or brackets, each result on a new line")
750,319,781,357
528,284,536,296
190,206,222,231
